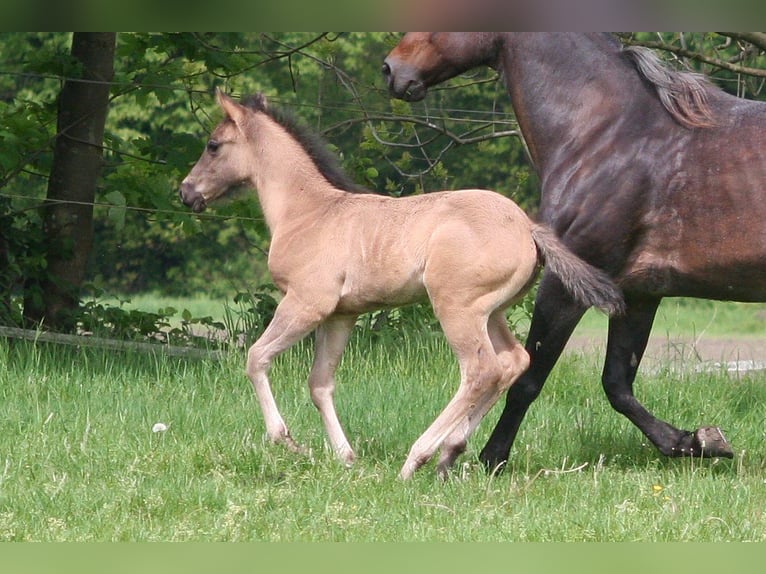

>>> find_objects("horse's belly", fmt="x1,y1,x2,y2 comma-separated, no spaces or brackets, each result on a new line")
621,251,766,301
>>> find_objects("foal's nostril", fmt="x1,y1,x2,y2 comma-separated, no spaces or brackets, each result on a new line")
381,62,391,77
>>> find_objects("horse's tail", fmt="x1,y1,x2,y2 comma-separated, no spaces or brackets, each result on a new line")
531,224,625,316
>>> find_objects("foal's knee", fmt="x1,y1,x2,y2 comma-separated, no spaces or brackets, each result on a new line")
246,345,270,378
309,380,333,408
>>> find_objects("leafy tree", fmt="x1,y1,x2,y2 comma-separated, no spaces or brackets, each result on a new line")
22,33,115,329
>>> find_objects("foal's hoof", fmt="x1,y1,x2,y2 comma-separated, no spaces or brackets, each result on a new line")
338,448,356,468
399,463,416,481
672,427,733,458
280,434,310,456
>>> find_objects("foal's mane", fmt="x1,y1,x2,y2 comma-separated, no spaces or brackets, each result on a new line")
621,45,717,129
241,94,370,193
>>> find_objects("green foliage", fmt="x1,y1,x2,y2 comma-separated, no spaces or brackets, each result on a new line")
221,286,279,345
73,294,224,348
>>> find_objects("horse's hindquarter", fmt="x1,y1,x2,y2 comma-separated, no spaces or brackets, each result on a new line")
401,190,537,314
621,107,766,300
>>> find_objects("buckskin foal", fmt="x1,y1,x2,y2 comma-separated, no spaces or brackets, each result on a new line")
180,90,623,479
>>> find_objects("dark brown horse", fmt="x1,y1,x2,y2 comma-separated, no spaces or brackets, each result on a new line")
384,33,766,471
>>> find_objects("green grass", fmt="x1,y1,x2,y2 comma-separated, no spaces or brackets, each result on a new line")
119,292,229,323
1,325,766,541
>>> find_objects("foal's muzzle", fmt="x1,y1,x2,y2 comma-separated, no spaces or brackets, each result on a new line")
179,183,207,213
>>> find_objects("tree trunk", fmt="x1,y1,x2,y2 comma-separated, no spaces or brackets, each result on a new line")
24,33,116,330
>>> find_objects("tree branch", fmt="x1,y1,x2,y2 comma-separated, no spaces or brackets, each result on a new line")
620,35,766,79
718,32,766,53
323,114,518,148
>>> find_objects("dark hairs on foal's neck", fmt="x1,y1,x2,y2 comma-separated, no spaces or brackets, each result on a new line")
241,93,372,194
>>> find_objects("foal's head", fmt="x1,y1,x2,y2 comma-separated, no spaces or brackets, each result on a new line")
179,90,261,213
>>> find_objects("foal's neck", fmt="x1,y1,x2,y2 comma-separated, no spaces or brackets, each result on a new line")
250,116,340,233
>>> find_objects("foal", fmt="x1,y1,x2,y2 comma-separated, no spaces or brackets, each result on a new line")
180,90,624,479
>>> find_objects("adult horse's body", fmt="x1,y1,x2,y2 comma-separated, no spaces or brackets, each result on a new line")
179,90,623,479
384,32,766,470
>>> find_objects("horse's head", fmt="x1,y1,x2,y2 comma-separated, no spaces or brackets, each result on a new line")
383,32,496,102
179,89,259,212
382,33,435,101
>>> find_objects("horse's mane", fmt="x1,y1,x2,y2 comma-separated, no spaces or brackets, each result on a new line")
621,45,718,129
240,93,371,194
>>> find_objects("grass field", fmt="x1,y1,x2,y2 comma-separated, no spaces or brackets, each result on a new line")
1,296,765,541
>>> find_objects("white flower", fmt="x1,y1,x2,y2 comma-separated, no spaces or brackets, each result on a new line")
152,422,168,433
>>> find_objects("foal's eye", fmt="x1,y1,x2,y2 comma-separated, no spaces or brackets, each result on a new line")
206,140,220,154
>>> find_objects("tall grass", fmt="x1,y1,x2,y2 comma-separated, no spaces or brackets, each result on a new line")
1,328,765,541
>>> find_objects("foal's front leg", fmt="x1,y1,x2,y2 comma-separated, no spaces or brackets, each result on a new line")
247,293,324,453
309,314,358,466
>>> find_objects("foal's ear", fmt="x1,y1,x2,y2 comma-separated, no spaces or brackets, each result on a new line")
215,88,248,128
252,93,268,110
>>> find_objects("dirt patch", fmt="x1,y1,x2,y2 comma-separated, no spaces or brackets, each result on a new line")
565,333,766,374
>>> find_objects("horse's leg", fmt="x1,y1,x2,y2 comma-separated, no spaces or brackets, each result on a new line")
479,274,585,473
246,293,324,454
399,307,506,480
437,309,530,478
308,314,357,466
602,297,733,458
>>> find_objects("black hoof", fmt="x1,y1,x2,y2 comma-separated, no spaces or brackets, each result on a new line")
479,449,509,475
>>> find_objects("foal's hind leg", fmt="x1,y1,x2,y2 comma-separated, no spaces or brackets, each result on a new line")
437,310,530,477
309,314,357,466
247,293,324,453
399,308,506,480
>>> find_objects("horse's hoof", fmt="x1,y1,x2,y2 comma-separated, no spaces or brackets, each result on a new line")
479,448,508,475
694,426,734,458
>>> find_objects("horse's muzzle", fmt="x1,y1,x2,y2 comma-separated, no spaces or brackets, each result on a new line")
179,183,207,213
382,59,426,102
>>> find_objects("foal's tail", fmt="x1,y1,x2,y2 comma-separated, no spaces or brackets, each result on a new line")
531,224,625,316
